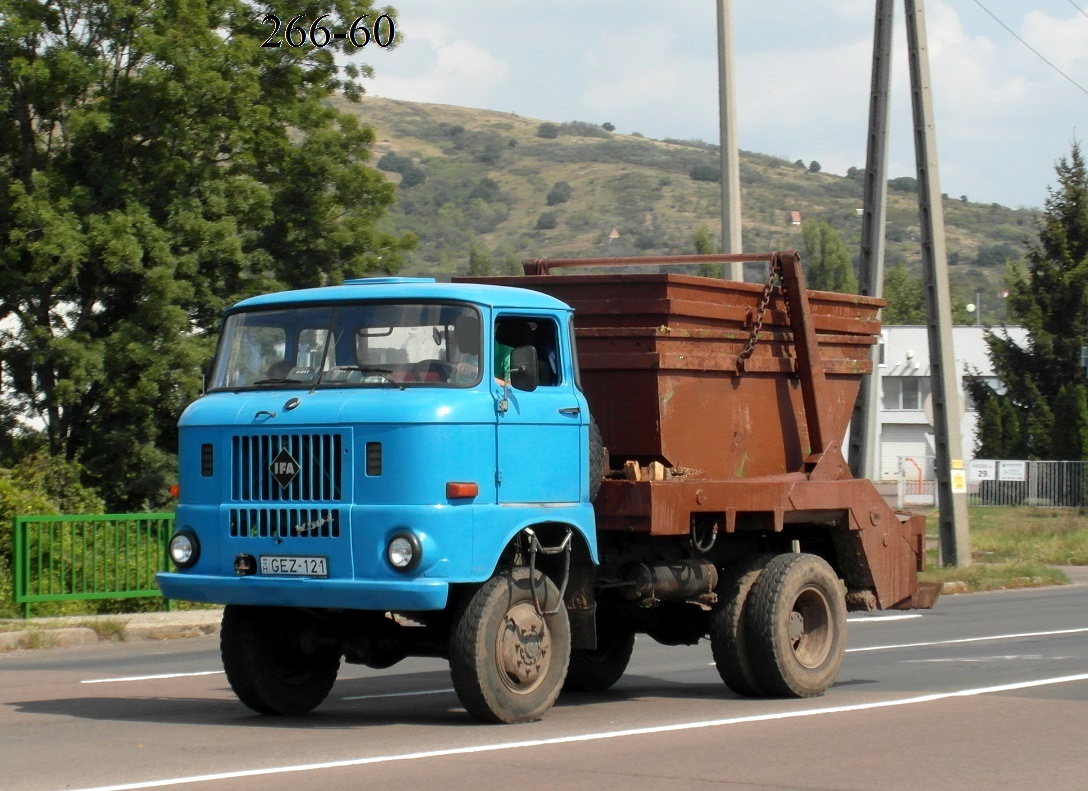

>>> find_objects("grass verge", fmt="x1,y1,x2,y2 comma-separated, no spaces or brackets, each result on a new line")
919,506,1088,592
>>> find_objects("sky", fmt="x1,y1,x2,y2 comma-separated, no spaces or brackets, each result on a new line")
353,0,1088,210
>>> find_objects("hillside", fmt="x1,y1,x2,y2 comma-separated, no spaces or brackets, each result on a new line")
337,96,1037,321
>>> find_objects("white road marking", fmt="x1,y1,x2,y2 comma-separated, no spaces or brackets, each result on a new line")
902,654,1081,664
341,688,454,701
81,671,224,684
846,614,922,623
846,626,1088,653
66,673,1088,791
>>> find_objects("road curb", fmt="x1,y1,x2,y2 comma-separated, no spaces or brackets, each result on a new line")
0,609,223,652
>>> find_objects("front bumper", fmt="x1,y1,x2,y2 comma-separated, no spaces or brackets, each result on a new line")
156,572,449,611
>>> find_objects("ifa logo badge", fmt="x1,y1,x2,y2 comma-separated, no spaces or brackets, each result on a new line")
269,446,300,488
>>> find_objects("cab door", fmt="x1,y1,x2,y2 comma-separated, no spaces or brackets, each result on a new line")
494,314,584,505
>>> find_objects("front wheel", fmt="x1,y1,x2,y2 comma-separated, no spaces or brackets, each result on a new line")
449,568,571,723
221,605,340,715
744,553,847,698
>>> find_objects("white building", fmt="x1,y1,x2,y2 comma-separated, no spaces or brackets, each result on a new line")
873,325,1028,481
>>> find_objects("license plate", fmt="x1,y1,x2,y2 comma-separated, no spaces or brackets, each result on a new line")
259,555,328,578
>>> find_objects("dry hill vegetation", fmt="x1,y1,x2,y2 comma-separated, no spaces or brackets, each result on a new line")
341,96,1036,307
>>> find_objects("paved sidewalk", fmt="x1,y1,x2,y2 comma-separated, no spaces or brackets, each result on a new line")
0,608,223,652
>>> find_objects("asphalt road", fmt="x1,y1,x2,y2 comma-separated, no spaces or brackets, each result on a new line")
2,586,1087,791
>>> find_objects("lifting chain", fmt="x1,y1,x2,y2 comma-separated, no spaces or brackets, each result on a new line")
737,256,785,371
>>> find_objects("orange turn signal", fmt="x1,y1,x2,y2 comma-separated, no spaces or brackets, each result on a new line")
169,484,180,498
446,482,479,499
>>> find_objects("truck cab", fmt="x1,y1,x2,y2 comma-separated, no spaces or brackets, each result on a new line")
158,277,598,722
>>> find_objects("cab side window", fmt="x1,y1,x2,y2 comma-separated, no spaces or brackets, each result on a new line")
494,317,560,386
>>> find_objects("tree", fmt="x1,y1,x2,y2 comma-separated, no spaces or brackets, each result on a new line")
500,253,522,276
693,225,715,255
467,244,493,276
602,122,615,132
881,263,973,325
808,161,822,174
882,264,927,324
693,224,721,278
801,222,857,293
0,0,415,508
1051,383,1088,460
968,142,1088,459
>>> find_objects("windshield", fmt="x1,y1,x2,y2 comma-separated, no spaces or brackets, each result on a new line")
209,302,483,390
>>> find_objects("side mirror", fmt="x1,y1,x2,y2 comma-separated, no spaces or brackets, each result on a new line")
201,356,214,395
510,345,539,392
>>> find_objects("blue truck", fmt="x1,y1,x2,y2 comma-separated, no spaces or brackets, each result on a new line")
158,251,933,723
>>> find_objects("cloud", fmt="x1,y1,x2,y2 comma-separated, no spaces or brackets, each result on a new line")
1022,8,1088,79
366,20,509,107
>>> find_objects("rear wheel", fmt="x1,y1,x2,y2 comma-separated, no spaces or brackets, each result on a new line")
709,554,774,697
449,568,571,723
588,418,605,500
744,553,847,698
564,623,635,692
221,605,340,715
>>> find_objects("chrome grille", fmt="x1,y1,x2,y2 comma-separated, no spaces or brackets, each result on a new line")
229,507,341,538
231,433,344,502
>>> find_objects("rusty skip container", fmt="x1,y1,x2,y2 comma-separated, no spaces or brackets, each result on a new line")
514,256,879,481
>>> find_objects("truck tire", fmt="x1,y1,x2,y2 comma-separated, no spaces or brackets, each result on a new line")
589,417,605,501
709,554,775,697
221,604,340,715
449,567,571,723
564,626,635,692
744,553,847,698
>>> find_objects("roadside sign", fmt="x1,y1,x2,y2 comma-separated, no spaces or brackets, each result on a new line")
998,460,1027,482
951,459,967,493
969,460,996,482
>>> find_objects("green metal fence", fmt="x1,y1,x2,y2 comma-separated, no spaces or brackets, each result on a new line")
12,513,175,618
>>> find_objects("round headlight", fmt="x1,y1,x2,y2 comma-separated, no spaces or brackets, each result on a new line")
386,532,421,572
169,530,199,569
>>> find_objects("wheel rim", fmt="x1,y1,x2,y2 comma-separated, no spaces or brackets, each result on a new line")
788,585,833,669
495,601,552,695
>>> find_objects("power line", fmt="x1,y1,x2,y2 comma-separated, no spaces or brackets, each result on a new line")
969,0,1088,98
1066,0,1088,24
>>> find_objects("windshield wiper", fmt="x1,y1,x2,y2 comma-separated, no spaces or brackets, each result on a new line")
335,366,406,390
252,377,304,386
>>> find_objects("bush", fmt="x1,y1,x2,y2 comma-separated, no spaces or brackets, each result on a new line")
689,164,720,182
377,152,413,173
535,211,559,230
399,167,426,188
560,121,610,139
546,181,572,206
0,454,106,616
889,176,918,193
536,123,560,139
468,177,501,203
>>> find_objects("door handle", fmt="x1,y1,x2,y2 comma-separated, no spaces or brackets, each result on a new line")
558,407,581,416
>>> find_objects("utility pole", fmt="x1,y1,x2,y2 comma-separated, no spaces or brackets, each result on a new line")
849,0,895,483
904,0,971,566
716,0,744,280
